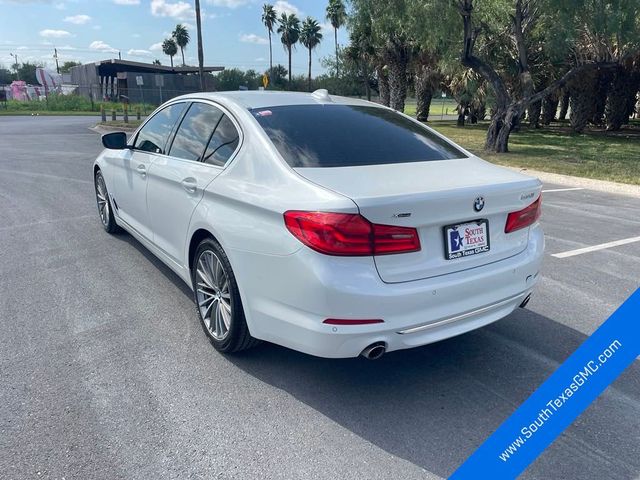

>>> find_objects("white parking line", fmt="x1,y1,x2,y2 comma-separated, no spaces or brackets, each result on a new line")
541,187,584,193
552,236,640,258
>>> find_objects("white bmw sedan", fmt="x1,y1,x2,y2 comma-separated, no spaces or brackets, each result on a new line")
94,90,544,359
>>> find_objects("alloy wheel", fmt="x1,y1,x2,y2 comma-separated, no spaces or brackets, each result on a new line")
95,174,109,227
195,250,233,340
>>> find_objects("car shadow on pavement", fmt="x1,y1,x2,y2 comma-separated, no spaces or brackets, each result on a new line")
229,308,640,479
112,232,193,300
109,230,640,478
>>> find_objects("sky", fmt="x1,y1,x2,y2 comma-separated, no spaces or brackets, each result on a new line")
0,0,348,76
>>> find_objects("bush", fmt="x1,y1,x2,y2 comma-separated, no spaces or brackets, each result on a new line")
5,93,156,113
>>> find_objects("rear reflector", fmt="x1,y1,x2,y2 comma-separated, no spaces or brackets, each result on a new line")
283,211,420,256
323,318,384,325
505,195,542,233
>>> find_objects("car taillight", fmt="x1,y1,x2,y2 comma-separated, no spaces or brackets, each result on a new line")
283,211,421,256
505,196,542,233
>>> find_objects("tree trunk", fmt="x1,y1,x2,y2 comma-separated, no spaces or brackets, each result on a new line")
417,90,433,121
181,47,185,66
387,54,409,112
414,66,434,121
605,66,632,131
334,28,339,77
170,56,174,68
541,91,559,125
363,64,371,101
376,66,390,107
287,46,292,88
456,104,466,126
569,70,597,133
590,70,610,125
558,89,570,120
307,47,312,92
624,71,640,122
528,100,541,128
485,106,520,153
268,31,273,78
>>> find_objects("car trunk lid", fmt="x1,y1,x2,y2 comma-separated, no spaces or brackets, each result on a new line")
294,157,541,283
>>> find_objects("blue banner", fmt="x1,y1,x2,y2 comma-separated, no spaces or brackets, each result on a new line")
450,288,640,479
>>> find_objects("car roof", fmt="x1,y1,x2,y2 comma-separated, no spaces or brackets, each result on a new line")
175,90,382,111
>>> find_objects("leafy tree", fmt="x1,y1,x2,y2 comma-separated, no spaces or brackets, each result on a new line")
269,64,289,89
325,0,347,76
244,69,263,90
16,62,42,84
542,0,640,131
348,0,414,111
318,56,368,96
59,61,81,74
153,59,162,65
262,4,277,78
0,66,13,84
277,13,301,87
344,5,375,100
454,0,636,151
214,68,249,91
300,17,323,91
162,38,178,68
173,24,190,66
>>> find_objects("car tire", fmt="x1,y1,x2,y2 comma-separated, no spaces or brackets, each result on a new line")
94,170,121,234
192,237,259,353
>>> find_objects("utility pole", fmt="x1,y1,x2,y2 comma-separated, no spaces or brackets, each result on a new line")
118,51,122,60
53,48,60,74
195,0,205,91
10,53,18,78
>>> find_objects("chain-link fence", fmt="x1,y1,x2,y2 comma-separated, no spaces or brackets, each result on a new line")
0,82,208,116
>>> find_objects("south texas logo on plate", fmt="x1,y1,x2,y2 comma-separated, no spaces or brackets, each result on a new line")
445,220,490,260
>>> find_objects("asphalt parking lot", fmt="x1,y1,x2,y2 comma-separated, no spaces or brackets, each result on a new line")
0,115,638,480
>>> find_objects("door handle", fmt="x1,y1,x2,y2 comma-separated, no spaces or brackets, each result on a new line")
181,177,198,193
136,164,147,177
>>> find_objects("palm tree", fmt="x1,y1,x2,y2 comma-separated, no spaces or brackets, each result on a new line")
300,17,323,91
261,4,277,79
162,38,178,68
325,0,346,77
277,13,301,88
153,59,162,66
173,24,190,66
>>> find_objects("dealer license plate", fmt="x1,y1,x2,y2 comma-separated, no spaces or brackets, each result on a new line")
444,219,490,260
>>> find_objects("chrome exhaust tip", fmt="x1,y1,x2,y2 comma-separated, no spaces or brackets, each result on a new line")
360,342,386,360
519,293,532,308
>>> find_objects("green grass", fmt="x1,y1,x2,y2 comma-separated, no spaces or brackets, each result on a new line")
429,121,640,185
404,98,458,118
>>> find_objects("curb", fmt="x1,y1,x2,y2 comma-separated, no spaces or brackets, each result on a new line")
505,167,640,198
91,124,139,135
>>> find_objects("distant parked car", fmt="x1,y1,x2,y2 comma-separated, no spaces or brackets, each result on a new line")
94,90,544,359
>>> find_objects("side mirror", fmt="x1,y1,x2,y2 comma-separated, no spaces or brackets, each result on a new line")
102,132,129,150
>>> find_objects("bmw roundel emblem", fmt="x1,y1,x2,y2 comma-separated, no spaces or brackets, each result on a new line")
473,196,485,212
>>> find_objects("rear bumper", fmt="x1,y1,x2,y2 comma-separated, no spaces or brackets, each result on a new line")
229,224,544,358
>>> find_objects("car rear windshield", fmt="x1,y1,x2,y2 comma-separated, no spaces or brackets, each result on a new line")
250,104,467,168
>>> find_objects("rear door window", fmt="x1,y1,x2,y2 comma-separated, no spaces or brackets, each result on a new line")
134,102,187,154
202,114,240,167
169,103,224,161
251,104,467,168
